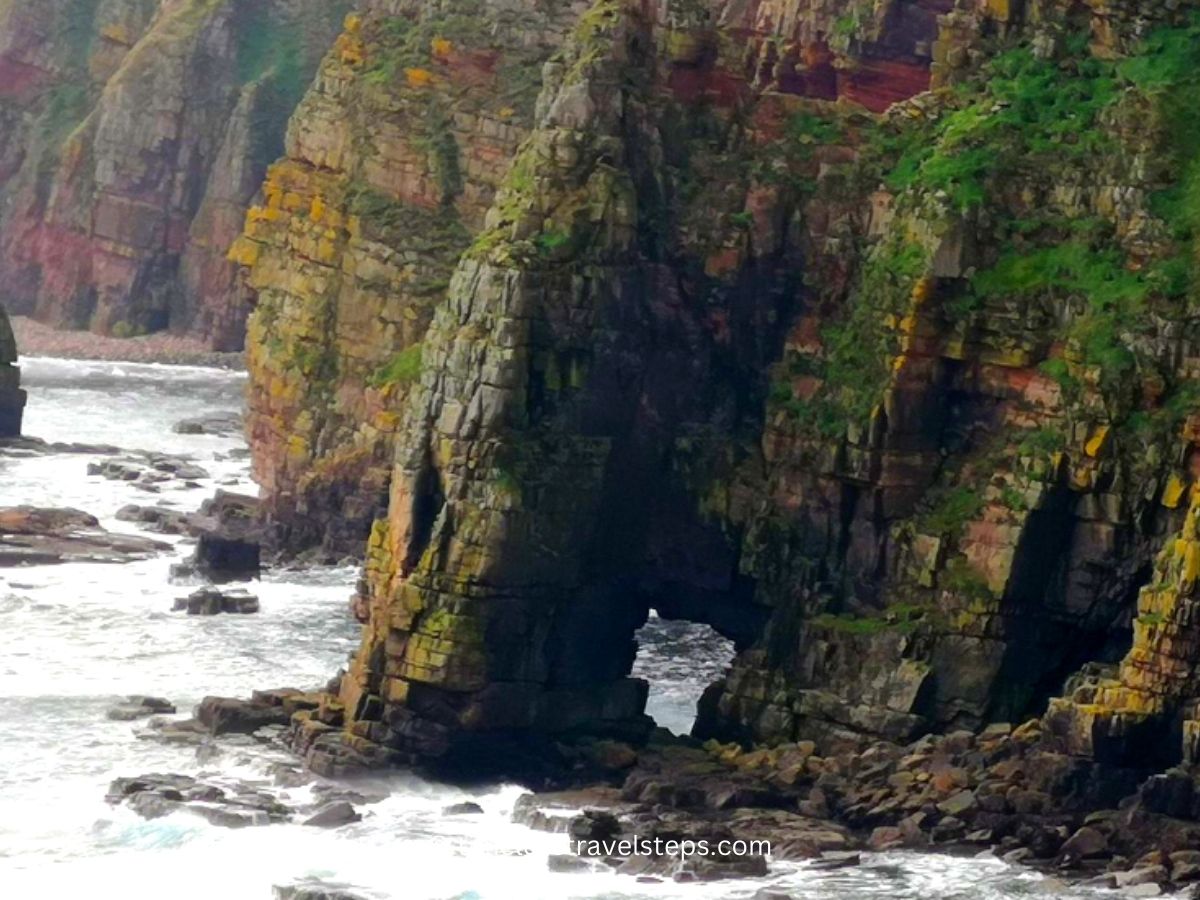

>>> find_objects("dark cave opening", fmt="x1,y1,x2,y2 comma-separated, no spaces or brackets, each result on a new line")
991,485,1143,726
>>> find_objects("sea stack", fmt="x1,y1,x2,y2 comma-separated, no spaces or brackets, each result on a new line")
0,306,25,437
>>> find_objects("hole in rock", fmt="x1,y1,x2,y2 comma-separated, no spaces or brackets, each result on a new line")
631,612,736,736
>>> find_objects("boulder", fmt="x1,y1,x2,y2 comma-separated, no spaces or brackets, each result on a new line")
195,696,290,735
1058,825,1108,864
302,801,361,828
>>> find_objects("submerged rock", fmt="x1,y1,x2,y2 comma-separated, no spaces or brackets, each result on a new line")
136,716,209,745
311,782,390,808
443,801,485,816
107,773,290,827
172,412,242,436
172,587,260,615
273,882,372,900
106,696,176,721
88,454,211,488
115,503,192,534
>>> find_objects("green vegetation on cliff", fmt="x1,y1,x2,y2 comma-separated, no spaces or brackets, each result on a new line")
771,235,927,437
370,344,423,389
883,33,1117,212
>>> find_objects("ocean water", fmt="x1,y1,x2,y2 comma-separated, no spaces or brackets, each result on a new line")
0,357,1107,899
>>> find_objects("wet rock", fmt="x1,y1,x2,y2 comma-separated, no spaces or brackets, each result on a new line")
107,772,289,828
0,506,171,565
568,809,622,844
1003,847,1034,864
303,801,361,828
513,788,630,833
173,412,242,436
724,808,851,859
0,436,122,457
108,773,196,803
136,716,209,745
195,696,290,735
172,587,259,615
312,783,389,807
106,696,176,720
127,790,182,819
273,882,371,900
252,688,325,717
115,504,192,534
809,851,861,870
674,852,769,882
443,801,485,815
548,853,595,873
88,454,210,487
189,804,271,828
269,763,312,789
1123,886,1162,898
1112,867,1167,889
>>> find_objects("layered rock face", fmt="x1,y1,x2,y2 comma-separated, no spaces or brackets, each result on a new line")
235,0,952,550
234,0,587,556
231,0,1200,781
0,304,25,436
299,0,960,772
708,0,1200,757
0,0,344,347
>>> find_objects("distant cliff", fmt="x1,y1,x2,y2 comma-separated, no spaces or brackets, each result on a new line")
0,0,344,349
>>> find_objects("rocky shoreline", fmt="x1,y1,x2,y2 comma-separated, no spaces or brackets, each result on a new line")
110,685,1200,897
11,317,244,370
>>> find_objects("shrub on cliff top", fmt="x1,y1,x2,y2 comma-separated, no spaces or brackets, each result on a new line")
884,35,1117,212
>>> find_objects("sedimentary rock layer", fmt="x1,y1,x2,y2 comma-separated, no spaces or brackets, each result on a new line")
221,0,1200,782
234,0,585,556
